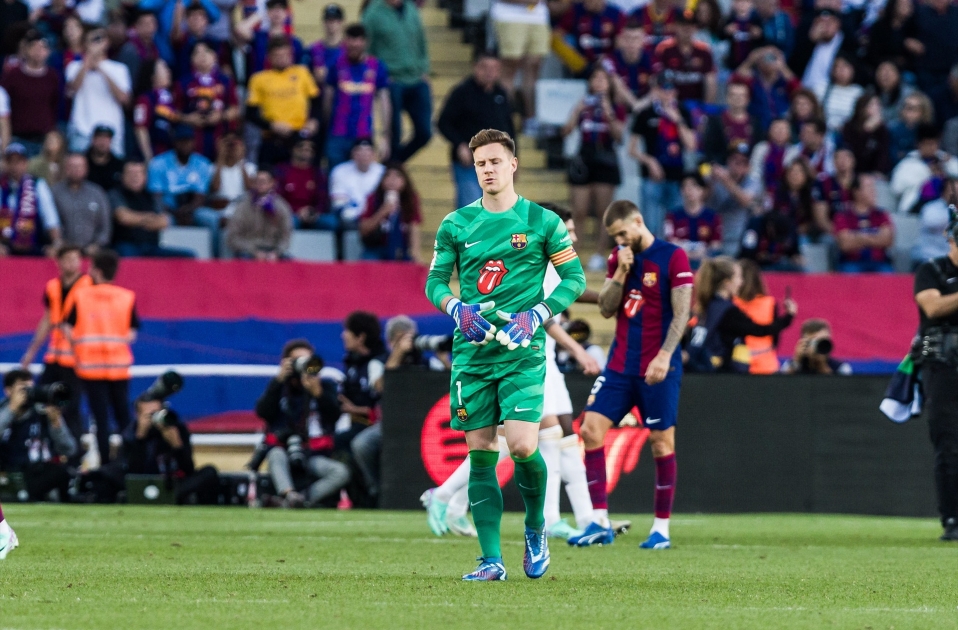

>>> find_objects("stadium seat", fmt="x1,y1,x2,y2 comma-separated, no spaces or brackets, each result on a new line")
288,230,336,262
535,79,587,127
219,231,233,260
890,212,921,272
801,242,830,273
159,226,212,260
342,229,364,261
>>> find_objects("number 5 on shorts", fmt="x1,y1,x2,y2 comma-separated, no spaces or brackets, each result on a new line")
590,376,606,396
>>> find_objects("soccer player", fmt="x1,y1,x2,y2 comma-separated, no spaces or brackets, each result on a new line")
0,502,17,559
569,200,693,549
425,128,586,581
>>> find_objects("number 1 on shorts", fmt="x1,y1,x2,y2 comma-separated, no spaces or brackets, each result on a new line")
456,380,463,406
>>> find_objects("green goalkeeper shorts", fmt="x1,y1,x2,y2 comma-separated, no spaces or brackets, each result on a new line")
449,357,546,432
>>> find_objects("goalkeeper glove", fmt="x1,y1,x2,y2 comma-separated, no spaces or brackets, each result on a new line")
495,303,552,350
446,298,497,346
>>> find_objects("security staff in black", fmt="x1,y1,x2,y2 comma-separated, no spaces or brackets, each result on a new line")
913,218,958,541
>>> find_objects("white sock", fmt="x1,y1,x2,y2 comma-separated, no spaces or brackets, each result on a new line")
651,517,670,538
559,434,593,529
447,486,469,520
593,508,609,528
538,425,563,528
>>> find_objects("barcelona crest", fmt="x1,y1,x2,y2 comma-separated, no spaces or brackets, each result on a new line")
511,233,528,250
643,272,658,287
456,408,469,420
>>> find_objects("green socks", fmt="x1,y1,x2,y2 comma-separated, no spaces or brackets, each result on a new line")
512,449,547,531
468,450,504,559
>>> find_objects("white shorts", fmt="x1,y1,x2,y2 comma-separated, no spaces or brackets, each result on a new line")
542,359,573,418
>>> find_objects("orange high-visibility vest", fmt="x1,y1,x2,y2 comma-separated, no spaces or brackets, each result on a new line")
71,284,136,381
733,295,780,375
43,274,93,368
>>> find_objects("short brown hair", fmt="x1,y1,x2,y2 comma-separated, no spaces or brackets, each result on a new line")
91,249,119,281
800,318,831,337
603,200,640,227
56,244,82,259
469,129,515,156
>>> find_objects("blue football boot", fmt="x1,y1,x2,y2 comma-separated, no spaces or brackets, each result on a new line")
568,521,615,547
523,526,550,578
462,557,507,581
639,531,671,549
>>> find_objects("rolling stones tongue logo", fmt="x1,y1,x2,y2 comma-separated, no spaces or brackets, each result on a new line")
623,289,644,318
477,259,508,295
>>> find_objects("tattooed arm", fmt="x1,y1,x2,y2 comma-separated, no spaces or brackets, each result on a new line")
598,247,632,318
645,284,693,385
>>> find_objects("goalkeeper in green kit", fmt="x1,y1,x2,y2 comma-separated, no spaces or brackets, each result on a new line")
425,129,586,581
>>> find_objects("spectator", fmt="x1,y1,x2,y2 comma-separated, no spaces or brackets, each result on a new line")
329,138,385,227
246,37,320,167
630,0,675,50
814,54,863,133
358,162,421,262
275,138,330,229
50,154,111,255
172,3,221,81
739,207,803,270
555,0,625,71
792,8,854,94
720,0,763,70
32,0,77,39
686,256,795,372
490,0,549,136
600,21,655,112
773,159,816,238
556,319,607,372
692,0,723,57
654,10,717,104
111,161,194,258
734,45,798,132
27,130,66,186
710,146,761,255
629,77,697,239
65,26,132,157
1,29,59,156
0,143,61,257
702,81,761,165
337,311,386,452
363,0,431,162
175,39,240,160
116,9,159,90
665,172,722,269
864,0,917,75
437,52,513,209
235,0,304,77
208,0,239,43
733,259,787,374
890,123,958,213
812,147,856,238
749,117,790,203
133,59,177,162
225,169,293,260
913,170,958,267
931,64,958,130
562,66,625,268
873,61,913,127
889,91,934,166
780,318,852,374
148,125,217,251
323,24,389,168
785,118,834,176
0,0,28,60
49,15,83,95
208,132,255,219
834,174,895,272
139,0,221,65
755,0,793,58
254,340,350,508
841,93,891,176
912,0,958,94
787,87,823,142
86,125,124,192
0,369,77,501
307,3,345,87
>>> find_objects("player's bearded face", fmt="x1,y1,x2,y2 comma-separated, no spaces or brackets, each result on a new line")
607,216,645,250
473,143,518,195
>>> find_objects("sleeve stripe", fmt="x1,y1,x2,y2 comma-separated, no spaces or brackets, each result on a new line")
550,247,578,265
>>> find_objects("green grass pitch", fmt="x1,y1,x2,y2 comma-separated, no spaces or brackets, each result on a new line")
1,505,956,630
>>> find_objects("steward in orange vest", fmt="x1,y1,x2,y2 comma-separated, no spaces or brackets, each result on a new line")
735,260,788,375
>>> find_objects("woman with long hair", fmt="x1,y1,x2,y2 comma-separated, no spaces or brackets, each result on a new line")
733,259,791,374
841,92,891,175
873,60,913,125
815,54,864,133
358,163,422,263
787,88,823,141
562,65,625,270
27,130,67,185
773,159,816,234
864,0,918,73
133,58,177,162
889,91,934,164
686,257,795,373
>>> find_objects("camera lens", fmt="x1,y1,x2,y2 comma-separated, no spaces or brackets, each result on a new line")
812,338,833,355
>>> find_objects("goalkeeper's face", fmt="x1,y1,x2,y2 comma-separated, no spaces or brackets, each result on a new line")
473,143,518,196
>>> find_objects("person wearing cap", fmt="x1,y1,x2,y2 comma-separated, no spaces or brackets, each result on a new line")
65,26,131,157
0,29,59,156
0,142,61,256
86,125,123,192
246,36,320,167
175,39,240,160
913,206,958,542
49,153,112,256
791,8,853,94
139,0,220,65
890,123,958,213
652,10,717,104
235,0,304,76
323,23,390,168
116,9,159,90
362,0,431,162
308,4,345,87
913,169,958,267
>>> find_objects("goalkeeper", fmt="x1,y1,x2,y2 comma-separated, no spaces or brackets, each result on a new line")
425,129,586,581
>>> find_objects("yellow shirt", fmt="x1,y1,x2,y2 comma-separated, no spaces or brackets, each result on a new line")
246,65,319,130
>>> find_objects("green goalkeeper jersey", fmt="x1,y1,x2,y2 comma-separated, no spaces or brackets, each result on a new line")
425,196,586,366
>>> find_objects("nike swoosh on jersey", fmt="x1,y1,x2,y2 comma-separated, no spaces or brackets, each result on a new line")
515,406,533,412
465,241,482,248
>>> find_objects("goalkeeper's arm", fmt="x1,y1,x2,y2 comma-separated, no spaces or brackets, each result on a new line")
542,252,586,317
425,219,457,312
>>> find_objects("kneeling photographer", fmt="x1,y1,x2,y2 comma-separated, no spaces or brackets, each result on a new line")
780,319,853,375
0,369,76,501
254,340,350,508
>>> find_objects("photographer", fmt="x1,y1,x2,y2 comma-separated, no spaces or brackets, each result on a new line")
780,319,852,375
383,315,451,371
255,340,350,508
0,370,76,502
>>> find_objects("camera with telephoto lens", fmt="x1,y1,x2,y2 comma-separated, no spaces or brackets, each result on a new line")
810,337,833,355
292,355,323,377
25,382,71,407
139,371,184,427
414,334,454,353
284,434,307,470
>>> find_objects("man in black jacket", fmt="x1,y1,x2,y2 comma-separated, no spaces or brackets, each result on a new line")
255,340,350,508
436,52,515,209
